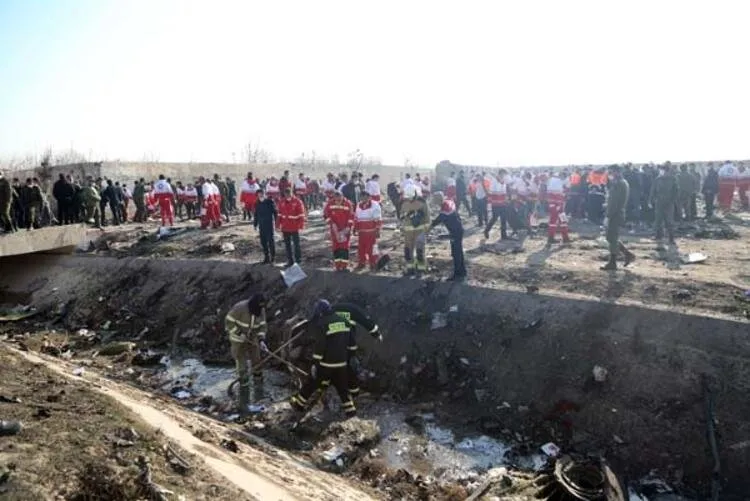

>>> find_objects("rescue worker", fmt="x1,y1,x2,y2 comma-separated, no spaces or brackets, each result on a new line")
354,191,382,271
240,173,260,222
470,173,489,227
330,302,381,405
294,173,309,209
430,199,466,281
601,165,635,271
277,187,306,267
717,161,737,212
677,164,695,221
484,169,510,240
225,294,269,418
650,164,678,246
365,174,381,203
546,171,570,245
254,188,278,264
82,180,102,227
153,175,174,227
289,300,357,419
0,171,15,233
324,190,354,271
183,183,198,220
400,183,430,275
702,165,719,219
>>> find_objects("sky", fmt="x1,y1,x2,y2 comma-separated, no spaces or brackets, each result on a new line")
1,0,750,168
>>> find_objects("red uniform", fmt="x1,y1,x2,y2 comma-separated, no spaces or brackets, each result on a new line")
277,196,306,233
324,197,354,270
354,200,382,269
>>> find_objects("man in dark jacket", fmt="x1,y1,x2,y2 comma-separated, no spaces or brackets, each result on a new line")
102,180,122,226
602,165,635,271
53,173,74,225
702,166,719,219
430,199,466,281
254,189,278,264
341,176,358,206
0,172,16,232
387,182,401,219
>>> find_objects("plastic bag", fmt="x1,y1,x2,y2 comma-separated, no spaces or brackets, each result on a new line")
372,243,380,257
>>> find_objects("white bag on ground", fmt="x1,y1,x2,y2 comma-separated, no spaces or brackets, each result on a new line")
281,264,307,288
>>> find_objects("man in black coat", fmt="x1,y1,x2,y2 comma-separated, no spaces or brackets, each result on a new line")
254,189,278,264
53,173,74,225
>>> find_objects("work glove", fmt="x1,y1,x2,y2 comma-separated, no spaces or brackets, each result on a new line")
259,340,269,354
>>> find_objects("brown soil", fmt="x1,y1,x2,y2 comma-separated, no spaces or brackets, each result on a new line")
0,345,250,501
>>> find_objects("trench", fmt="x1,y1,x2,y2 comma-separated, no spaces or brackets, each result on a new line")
2,253,750,499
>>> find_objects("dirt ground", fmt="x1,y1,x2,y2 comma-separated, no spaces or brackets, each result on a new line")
0,345,254,501
1,200,749,500
91,202,750,321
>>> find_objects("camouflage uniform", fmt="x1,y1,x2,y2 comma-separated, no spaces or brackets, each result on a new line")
650,170,679,243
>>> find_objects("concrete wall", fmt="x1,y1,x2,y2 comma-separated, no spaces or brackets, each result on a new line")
0,225,88,258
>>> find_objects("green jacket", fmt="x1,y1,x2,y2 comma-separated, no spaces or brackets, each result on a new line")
82,186,101,205
677,171,694,199
606,178,629,219
650,174,679,207
133,183,146,205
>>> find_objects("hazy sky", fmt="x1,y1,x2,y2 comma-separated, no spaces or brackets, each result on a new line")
1,0,749,167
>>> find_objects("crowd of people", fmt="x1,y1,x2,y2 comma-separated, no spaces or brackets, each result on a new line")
2,161,749,276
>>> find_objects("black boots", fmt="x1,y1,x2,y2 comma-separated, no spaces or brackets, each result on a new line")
601,255,617,271
619,243,636,267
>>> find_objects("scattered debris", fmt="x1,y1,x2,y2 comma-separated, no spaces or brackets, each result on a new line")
541,442,561,457
672,289,694,300
220,242,236,253
0,420,22,436
136,455,174,501
431,312,448,330
593,365,608,383
281,264,307,288
0,395,21,404
72,367,86,376
681,252,708,264
220,439,239,453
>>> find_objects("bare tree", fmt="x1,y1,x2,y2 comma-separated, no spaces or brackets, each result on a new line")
244,138,275,164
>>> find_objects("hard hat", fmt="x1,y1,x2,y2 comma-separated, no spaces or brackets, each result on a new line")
311,299,332,318
247,293,267,316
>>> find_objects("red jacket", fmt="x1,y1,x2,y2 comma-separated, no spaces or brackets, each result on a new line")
324,197,354,230
278,177,291,194
277,196,306,232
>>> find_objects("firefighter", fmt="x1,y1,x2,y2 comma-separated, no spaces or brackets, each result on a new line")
354,191,382,271
289,300,358,419
324,190,354,271
225,294,269,417
401,184,430,275
331,302,382,404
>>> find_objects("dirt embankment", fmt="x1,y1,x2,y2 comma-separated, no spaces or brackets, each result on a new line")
2,252,750,497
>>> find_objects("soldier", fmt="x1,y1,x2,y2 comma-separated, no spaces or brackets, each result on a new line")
649,164,679,248
676,164,694,221
225,294,268,418
52,173,73,225
23,178,43,230
11,178,23,230
601,165,635,271
133,179,146,223
0,171,15,233
214,174,230,222
689,164,701,220
82,180,102,226
702,166,719,219
226,177,237,212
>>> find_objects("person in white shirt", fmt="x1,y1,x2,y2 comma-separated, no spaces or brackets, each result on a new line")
153,175,174,227
365,174,382,203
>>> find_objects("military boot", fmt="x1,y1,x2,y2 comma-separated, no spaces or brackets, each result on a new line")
619,243,636,267
600,255,617,271
237,379,251,417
